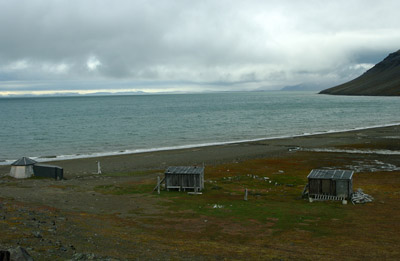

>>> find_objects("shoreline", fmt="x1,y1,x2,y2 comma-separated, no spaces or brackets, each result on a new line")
1,124,399,177
1,122,399,166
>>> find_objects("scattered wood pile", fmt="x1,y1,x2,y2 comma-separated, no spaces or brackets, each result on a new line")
351,188,374,204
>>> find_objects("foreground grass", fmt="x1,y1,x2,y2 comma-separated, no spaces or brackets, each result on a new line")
86,151,400,259
2,149,400,260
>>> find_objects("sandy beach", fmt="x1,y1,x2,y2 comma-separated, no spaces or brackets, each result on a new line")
1,125,400,260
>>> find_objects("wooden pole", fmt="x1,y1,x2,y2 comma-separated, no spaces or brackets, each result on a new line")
157,176,160,194
244,188,248,201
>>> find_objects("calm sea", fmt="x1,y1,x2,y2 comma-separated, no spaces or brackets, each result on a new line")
1,91,399,164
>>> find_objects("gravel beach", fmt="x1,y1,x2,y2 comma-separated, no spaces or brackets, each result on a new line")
2,124,399,177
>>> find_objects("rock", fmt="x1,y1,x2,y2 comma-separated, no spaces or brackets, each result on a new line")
71,252,97,260
9,246,33,261
33,231,42,238
71,253,85,260
71,253,84,260
0,250,10,261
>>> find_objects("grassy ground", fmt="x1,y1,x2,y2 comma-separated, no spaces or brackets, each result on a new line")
87,151,400,259
1,142,400,260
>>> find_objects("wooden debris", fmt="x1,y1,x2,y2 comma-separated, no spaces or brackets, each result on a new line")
152,177,165,192
188,186,202,195
310,195,346,201
301,184,309,198
187,192,202,195
351,188,374,204
157,176,160,194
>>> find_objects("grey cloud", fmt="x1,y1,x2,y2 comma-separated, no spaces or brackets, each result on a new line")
1,0,400,93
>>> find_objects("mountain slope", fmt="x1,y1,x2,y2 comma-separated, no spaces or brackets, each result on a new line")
320,50,400,96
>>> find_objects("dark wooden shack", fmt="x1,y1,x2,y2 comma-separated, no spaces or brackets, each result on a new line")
307,169,353,200
33,164,64,180
165,166,204,191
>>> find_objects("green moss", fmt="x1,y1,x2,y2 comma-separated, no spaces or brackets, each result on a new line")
104,170,162,177
155,180,348,237
1,182,31,188
29,175,48,179
94,183,154,195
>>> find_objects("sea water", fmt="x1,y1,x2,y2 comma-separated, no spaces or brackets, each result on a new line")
0,91,399,164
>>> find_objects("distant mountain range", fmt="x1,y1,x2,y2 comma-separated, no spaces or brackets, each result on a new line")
281,83,326,92
320,50,400,96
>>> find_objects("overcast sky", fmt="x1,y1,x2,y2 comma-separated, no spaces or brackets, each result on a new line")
1,0,400,95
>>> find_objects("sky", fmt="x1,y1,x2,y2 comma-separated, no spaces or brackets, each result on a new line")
1,0,400,96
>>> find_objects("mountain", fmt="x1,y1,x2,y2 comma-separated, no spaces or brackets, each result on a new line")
281,83,326,92
320,50,400,96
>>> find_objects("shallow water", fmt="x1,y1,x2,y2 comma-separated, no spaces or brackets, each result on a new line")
1,91,399,164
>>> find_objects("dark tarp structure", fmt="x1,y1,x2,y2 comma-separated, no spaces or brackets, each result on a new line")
33,164,64,180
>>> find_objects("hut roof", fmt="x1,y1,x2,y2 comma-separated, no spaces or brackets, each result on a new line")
307,169,353,180
165,166,204,175
11,157,37,166
34,163,63,169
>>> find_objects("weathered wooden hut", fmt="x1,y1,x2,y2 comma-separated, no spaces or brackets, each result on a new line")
307,169,354,200
165,166,204,191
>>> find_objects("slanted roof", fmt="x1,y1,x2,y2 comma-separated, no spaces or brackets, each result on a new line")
34,164,63,169
165,166,204,175
11,157,37,166
307,169,353,180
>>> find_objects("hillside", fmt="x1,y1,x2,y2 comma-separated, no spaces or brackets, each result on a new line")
320,50,400,96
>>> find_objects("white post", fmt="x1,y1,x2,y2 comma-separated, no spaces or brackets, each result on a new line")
244,188,248,201
97,161,102,175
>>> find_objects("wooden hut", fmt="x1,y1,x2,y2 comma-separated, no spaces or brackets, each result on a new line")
164,166,204,191
307,169,354,200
